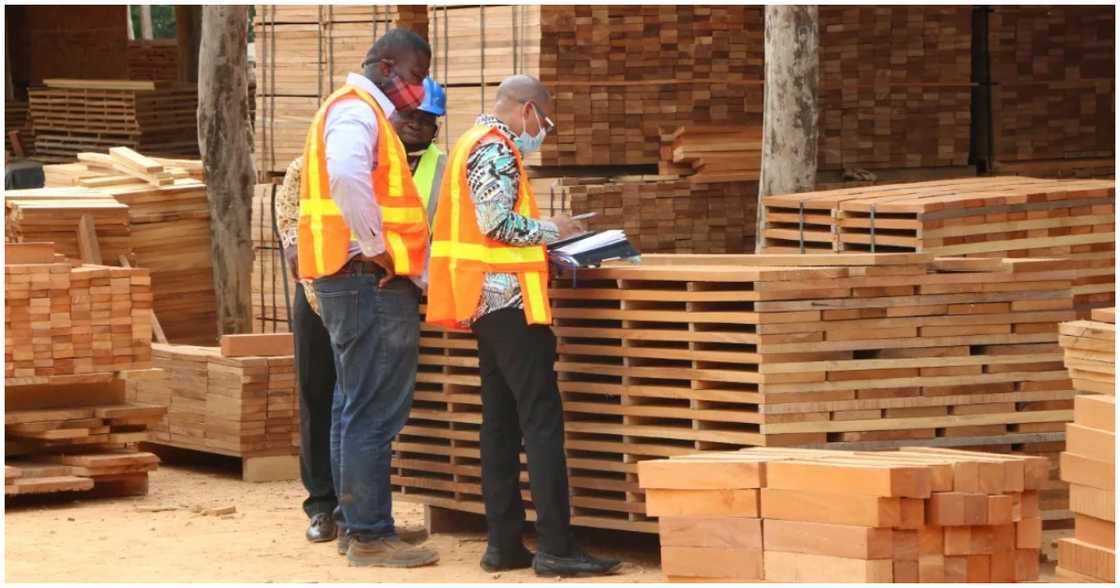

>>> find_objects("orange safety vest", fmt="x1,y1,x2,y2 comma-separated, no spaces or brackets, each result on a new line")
297,85,429,279
426,124,551,328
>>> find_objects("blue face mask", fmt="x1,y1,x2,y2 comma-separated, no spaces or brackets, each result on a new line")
514,105,547,155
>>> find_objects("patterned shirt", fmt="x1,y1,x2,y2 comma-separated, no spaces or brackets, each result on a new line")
467,114,559,322
274,157,320,314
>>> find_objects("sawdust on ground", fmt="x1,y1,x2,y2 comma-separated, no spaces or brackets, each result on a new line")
4,455,662,583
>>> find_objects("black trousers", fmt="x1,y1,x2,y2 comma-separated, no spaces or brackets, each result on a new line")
293,284,338,518
472,309,572,556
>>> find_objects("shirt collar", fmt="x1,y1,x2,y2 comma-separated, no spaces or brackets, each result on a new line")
476,114,516,142
346,73,395,118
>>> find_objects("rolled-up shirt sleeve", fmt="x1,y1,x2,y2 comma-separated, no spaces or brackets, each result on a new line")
324,104,384,258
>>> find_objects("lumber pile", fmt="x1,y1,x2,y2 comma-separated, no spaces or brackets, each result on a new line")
5,99,33,156
430,5,764,167
252,5,429,175
818,6,973,172
989,6,1114,176
393,253,1079,534
9,148,218,345
4,243,153,385
659,124,762,182
250,183,295,333
560,176,758,253
27,79,199,163
126,40,179,81
760,176,1116,314
126,334,299,459
638,446,1046,582
1056,308,1115,582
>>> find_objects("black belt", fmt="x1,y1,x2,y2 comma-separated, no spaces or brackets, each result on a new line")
334,258,386,277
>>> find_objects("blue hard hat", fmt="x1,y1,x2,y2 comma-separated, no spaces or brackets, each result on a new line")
418,77,446,117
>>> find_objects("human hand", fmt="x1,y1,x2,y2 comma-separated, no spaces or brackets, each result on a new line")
284,246,300,281
359,251,397,287
549,213,586,240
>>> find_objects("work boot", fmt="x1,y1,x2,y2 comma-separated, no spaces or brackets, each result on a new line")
347,535,440,568
339,527,426,556
533,547,622,578
306,512,338,543
480,544,534,572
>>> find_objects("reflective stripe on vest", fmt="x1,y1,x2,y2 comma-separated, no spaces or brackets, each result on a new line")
426,124,552,328
413,143,446,228
297,85,430,279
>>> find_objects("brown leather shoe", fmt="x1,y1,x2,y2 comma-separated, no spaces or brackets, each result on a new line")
396,526,430,545
347,536,440,568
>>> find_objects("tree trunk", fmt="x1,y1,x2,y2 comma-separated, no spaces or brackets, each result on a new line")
139,5,153,40
198,6,255,337
126,5,135,40
756,5,819,251
176,5,203,83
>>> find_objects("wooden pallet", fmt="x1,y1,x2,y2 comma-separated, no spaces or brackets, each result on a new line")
392,254,1080,534
1056,309,1115,582
639,446,1044,582
125,335,300,479
760,176,1116,314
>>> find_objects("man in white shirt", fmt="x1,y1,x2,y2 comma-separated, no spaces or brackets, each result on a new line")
301,29,437,568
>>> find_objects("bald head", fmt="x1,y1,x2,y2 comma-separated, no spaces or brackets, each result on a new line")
496,75,551,108
491,75,555,144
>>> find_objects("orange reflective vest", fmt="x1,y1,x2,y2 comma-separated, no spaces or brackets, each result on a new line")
297,85,429,279
426,124,551,328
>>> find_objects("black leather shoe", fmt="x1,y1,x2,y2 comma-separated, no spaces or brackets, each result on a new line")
533,548,622,578
480,544,534,572
306,512,338,543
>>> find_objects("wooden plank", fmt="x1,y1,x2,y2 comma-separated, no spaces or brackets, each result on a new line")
219,333,294,358
764,551,894,583
762,519,894,559
760,488,901,527
644,489,759,517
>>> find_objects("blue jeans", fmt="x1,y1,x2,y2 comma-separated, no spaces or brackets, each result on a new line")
315,271,419,539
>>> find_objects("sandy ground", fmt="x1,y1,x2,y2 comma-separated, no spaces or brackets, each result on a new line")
4,456,662,583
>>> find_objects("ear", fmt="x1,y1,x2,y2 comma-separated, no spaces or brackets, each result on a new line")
378,58,393,79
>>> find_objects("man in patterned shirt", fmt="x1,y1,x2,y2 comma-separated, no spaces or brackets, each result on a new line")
443,75,622,577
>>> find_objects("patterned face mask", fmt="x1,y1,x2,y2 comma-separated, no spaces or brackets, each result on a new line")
381,70,426,113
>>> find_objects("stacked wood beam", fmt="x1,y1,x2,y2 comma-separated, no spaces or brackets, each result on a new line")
560,176,758,254
989,6,1115,177
126,40,180,81
1056,308,1115,582
126,334,300,478
250,184,294,333
760,176,1116,314
5,242,166,498
658,124,762,182
27,79,199,163
638,446,1046,582
818,6,973,172
393,253,1079,535
252,5,429,175
9,149,219,344
430,5,763,167
4,243,153,384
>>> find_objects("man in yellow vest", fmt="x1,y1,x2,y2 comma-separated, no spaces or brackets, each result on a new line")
427,75,622,577
393,76,447,227
296,28,437,568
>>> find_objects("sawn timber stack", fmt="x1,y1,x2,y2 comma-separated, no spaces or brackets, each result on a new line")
392,253,1079,535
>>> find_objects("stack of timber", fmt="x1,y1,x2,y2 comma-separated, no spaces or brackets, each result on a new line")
1055,308,1115,582
989,6,1115,178
638,446,1046,582
658,124,762,182
250,183,295,333
5,99,33,156
5,242,165,498
126,334,300,481
393,253,1079,535
759,176,1116,314
430,5,763,167
126,40,180,81
4,242,153,384
817,6,973,172
560,176,758,254
27,79,199,163
8,148,218,344
252,4,429,175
